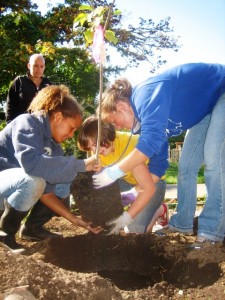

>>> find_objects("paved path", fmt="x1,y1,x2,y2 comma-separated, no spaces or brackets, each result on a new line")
165,183,206,199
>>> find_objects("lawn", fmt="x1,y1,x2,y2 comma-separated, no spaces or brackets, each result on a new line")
165,162,205,184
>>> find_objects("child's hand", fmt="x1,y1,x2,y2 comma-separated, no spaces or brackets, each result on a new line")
92,161,102,172
85,155,102,171
106,211,133,234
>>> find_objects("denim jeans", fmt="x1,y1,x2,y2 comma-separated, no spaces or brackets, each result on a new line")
0,168,46,211
169,92,225,241
0,168,71,212
118,179,166,233
54,183,71,199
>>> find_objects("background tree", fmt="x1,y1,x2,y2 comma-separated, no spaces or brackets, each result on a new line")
0,0,180,113
0,0,100,112
0,0,36,13
72,1,180,71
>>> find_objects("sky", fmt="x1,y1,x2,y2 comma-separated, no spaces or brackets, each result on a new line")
34,0,225,85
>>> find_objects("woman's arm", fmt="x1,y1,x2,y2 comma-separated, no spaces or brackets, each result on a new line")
117,148,148,173
127,162,156,219
117,140,169,180
40,192,102,234
92,148,150,188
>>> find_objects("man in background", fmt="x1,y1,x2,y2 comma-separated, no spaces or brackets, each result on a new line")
5,53,51,123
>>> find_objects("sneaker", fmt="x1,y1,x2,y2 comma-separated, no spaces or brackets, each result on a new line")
0,230,25,254
188,236,223,250
152,223,164,232
19,224,62,241
155,224,194,236
157,203,169,227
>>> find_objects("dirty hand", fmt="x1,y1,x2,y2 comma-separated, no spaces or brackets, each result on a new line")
106,211,133,234
76,218,103,234
86,224,103,234
84,155,100,171
92,160,102,172
92,165,125,189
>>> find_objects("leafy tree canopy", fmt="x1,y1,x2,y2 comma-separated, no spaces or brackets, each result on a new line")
0,0,180,112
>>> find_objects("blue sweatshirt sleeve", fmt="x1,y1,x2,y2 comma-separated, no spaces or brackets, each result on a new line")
131,80,172,177
148,139,169,177
133,80,172,158
12,116,86,184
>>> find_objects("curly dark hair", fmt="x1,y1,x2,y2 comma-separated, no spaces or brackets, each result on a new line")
28,85,83,118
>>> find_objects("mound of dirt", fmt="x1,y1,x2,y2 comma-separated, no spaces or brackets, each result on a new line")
1,216,225,300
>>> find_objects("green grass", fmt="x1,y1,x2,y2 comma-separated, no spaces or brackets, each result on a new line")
165,162,205,184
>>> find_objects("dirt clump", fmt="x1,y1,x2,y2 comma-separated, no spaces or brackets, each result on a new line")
71,172,123,227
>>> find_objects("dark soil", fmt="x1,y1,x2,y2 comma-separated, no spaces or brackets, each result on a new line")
71,172,124,227
1,179,225,299
1,216,225,300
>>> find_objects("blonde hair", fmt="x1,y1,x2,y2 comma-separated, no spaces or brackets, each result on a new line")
100,78,132,116
28,85,83,118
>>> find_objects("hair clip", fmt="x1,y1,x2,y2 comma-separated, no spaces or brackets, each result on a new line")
118,85,123,98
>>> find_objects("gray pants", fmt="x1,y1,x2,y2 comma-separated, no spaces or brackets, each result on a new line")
118,179,166,233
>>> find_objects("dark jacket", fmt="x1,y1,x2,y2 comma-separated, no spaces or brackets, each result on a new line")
5,73,51,123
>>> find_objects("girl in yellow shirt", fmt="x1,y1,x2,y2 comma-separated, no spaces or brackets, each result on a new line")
78,115,169,234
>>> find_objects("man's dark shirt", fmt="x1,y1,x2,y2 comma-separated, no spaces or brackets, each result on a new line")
5,73,51,123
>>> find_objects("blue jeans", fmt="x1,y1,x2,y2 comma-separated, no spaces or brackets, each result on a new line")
54,183,71,199
0,168,46,211
169,92,225,241
119,179,166,233
0,168,71,212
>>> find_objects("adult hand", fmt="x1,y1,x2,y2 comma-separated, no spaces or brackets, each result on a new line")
85,155,102,171
92,160,102,172
106,211,133,234
92,165,125,189
74,217,103,234
86,223,103,234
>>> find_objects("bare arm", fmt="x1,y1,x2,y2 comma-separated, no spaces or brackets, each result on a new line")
117,148,148,173
40,192,102,234
127,163,156,219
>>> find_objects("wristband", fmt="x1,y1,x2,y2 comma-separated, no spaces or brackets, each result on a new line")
108,165,125,180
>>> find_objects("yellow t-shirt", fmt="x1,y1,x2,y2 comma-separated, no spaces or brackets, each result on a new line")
100,131,148,185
